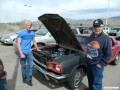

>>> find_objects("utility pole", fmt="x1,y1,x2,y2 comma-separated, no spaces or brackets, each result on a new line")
105,0,110,27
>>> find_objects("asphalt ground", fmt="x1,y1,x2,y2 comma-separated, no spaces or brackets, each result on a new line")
0,42,120,90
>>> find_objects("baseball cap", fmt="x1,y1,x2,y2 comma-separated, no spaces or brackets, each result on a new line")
93,19,104,27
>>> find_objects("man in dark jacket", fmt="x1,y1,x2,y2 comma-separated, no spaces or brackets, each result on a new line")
0,59,7,90
86,19,112,90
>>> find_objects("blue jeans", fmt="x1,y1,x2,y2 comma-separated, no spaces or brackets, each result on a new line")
87,64,104,90
0,79,7,90
19,52,34,81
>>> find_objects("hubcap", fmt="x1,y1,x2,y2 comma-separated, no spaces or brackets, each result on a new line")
74,71,82,87
115,55,119,64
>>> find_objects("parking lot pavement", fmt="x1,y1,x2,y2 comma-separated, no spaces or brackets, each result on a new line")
0,43,120,90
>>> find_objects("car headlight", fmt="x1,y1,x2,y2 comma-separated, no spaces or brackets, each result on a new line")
47,61,63,74
55,65,61,72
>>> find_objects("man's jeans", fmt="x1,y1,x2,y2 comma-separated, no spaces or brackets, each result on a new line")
87,64,104,90
19,52,34,81
0,79,7,90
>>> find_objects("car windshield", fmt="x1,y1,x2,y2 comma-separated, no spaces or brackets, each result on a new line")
35,28,48,36
76,36,89,46
72,29,78,34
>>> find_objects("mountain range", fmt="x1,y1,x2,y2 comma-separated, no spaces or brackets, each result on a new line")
33,16,120,27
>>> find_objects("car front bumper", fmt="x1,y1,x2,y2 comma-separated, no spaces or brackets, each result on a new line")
34,63,68,82
0,38,13,44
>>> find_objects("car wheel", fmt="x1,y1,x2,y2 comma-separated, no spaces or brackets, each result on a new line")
112,53,120,65
67,69,83,89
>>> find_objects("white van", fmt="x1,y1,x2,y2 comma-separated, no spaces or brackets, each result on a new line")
103,27,111,34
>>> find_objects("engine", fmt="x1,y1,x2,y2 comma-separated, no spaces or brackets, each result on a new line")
39,47,66,60
51,48,66,59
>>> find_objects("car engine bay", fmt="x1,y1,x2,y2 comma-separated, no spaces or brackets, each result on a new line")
32,45,77,65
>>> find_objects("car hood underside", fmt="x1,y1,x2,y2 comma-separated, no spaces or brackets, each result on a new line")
38,14,82,50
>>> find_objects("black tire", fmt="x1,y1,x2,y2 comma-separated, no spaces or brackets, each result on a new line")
112,53,120,65
67,69,83,89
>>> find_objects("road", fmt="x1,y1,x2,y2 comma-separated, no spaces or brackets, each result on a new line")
0,43,120,90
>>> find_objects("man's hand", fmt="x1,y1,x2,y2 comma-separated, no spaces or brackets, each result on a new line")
96,64,101,68
20,53,26,58
37,49,41,52
87,54,93,59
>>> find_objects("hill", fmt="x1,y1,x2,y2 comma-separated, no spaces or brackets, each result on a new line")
33,16,120,27
0,16,120,34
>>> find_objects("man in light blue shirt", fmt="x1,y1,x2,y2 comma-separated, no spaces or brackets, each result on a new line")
17,21,40,86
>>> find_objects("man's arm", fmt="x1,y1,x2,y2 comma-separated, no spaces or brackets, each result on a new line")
100,37,112,66
32,38,41,51
17,38,26,58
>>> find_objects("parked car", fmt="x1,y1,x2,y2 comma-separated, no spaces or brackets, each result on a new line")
108,30,117,36
0,32,18,44
0,29,37,45
112,27,120,32
117,30,120,37
77,27,93,34
32,14,120,89
83,29,92,34
108,27,120,36
103,27,111,34
32,14,87,89
71,28,81,35
34,28,56,46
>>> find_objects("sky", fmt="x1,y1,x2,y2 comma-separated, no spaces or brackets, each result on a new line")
0,0,120,23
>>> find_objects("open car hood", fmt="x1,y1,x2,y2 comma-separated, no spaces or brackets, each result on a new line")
38,14,82,50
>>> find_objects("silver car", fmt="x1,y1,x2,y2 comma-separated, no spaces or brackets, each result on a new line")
0,32,18,44
0,30,38,45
